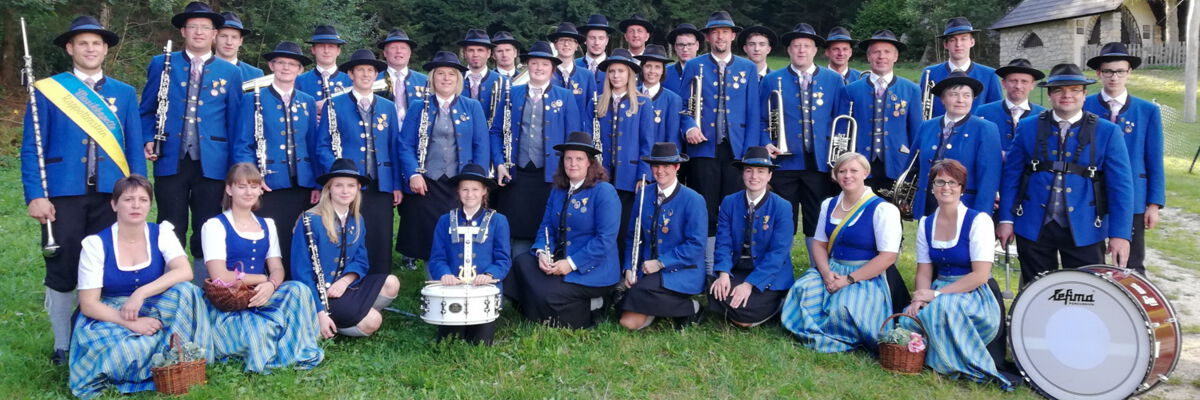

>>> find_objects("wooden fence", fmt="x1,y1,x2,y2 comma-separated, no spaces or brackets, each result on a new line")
1081,43,1189,66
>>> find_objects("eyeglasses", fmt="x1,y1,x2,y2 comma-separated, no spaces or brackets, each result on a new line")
184,25,216,31
932,179,961,188
271,60,302,69
1099,69,1130,77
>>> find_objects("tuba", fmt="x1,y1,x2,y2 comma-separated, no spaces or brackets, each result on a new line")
921,70,934,121
828,102,857,168
768,77,790,155
880,149,921,220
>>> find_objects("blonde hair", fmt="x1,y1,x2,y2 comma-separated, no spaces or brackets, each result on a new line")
596,63,642,117
830,152,871,181
307,177,363,244
432,66,465,98
221,163,264,211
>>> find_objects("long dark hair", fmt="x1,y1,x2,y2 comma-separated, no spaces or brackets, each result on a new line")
552,150,609,189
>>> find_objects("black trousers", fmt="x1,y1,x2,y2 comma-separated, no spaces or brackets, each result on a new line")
688,141,744,235
506,253,613,329
155,157,224,258
770,169,837,237
259,187,313,278
43,191,115,292
705,261,786,324
865,157,895,195
1129,213,1146,274
983,278,1011,373
361,185,395,274
495,166,551,240
616,189,635,261
1015,221,1106,285
883,265,911,314
396,176,455,260
436,322,497,346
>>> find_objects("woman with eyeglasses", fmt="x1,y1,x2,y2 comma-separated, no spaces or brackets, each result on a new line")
901,159,1011,389
907,72,1001,218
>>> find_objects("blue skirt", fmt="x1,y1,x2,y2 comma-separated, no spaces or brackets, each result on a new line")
900,275,1012,390
69,282,211,399
781,259,892,353
208,281,324,373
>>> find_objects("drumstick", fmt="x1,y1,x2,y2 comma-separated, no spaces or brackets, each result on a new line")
424,279,499,285
1002,245,1014,299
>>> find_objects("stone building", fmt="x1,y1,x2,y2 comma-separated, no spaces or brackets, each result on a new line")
991,0,1191,69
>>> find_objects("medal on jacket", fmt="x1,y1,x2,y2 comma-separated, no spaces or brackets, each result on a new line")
654,110,662,123
661,215,670,234
815,91,824,107
580,198,589,213
762,215,770,230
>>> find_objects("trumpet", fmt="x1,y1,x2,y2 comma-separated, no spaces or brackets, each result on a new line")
415,84,433,174
20,18,59,258
252,85,273,176
302,213,332,315
682,69,703,118
591,92,603,165
921,70,934,121
881,149,921,220
320,75,342,158
828,102,857,168
152,40,172,160
768,77,790,155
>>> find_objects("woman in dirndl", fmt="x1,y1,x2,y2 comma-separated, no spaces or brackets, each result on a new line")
69,175,209,398
781,152,901,352
396,51,490,264
201,163,323,372
291,158,401,338
427,163,511,345
901,159,1011,389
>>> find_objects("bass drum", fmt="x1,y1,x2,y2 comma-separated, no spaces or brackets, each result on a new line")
1008,265,1179,399
419,283,502,326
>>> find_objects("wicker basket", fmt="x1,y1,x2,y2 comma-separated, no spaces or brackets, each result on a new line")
877,313,927,375
151,333,206,395
202,262,256,312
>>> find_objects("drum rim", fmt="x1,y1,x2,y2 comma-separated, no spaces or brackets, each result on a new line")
420,284,503,326
1006,264,1161,399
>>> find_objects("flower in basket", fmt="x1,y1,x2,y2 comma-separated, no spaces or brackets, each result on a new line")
879,327,915,346
907,332,926,353
150,339,206,368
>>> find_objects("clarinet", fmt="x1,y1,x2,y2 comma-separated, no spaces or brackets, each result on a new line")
629,174,647,273
152,40,172,159
252,85,272,175
20,18,60,258
415,84,433,174
591,92,603,165
488,79,501,126
501,78,514,168
302,213,331,314
321,76,343,158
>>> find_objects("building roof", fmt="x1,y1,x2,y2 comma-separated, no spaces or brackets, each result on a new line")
991,0,1124,30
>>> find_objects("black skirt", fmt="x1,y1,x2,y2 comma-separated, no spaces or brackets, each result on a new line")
506,253,613,329
705,260,785,324
494,166,551,240
328,272,389,329
259,187,313,279
621,272,695,317
360,185,395,274
396,176,456,259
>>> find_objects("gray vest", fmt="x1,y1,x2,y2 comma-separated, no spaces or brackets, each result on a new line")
426,106,459,180
870,81,887,161
182,59,204,160
518,91,545,168
1045,127,1072,227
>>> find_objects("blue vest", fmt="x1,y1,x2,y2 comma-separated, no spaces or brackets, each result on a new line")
427,209,512,292
598,95,655,192
397,96,491,193
236,61,265,80
714,191,795,291
551,65,597,124
316,93,400,192
289,212,370,313
489,84,581,182
842,75,923,179
22,75,147,203
910,115,1002,217
139,52,244,179
646,86,698,150
823,195,885,262
295,68,352,101
461,70,510,125
681,54,762,159
531,182,622,288
626,183,708,295
761,66,847,172
1083,94,1165,211
923,207,980,277
998,111,1135,246
216,213,270,274
921,62,1003,118
99,223,165,297
976,100,1045,152
232,87,319,189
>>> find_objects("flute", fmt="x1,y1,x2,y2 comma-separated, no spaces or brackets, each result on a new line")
20,18,59,258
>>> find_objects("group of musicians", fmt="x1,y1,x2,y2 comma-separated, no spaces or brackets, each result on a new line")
23,2,1164,397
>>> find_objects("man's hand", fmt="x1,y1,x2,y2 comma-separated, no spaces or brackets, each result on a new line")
27,198,55,224
685,128,707,145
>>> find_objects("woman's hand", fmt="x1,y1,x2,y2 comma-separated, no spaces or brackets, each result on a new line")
120,294,145,321
327,276,353,298
912,288,936,304
623,269,638,288
709,272,731,301
826,275,849,294
318,311,336,339
904,301,925,318
122,317,163,336
440,274,459,286
728,282,753,309
471,274,494,286
248,281,276,308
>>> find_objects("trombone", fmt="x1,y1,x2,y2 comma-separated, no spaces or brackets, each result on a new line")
827,102,857,168
768,77,790,155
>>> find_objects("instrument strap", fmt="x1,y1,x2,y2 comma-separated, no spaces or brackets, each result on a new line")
34,73,129,176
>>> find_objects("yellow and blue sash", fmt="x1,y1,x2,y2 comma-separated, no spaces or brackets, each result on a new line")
826,192,879,253
33,72,129,176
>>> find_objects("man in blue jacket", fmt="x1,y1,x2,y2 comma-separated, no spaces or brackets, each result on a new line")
921,17,1002,118
976,58,1046,153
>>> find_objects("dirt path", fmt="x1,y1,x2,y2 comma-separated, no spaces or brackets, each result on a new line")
1136,207,1199,400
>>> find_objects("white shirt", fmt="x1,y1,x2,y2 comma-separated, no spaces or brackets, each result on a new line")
557,63,574,78
315,64,338,77
643,83,661,98
745,190,767,209
812,190,902,253
352,90,375,105
757,65,768,78
585,54,607,67
388,67,409,82
1101,90,1129,109
868,71,894,87
271,83,294,101
77,222,188,291
948,59,971,72
1052,110,1083,126
657,180,678,201
528,82,550,98
201,211,283,263
497,67,517,77
562,179,586,270
711,53,732,67
612,92,627,104
436,94,456,108
943,113,966,129
185,50,213,64
73,68,104,85
916,203,995,264
569,179,584,192
789,63,817,77
828,64,848,75
1005,98,1031,122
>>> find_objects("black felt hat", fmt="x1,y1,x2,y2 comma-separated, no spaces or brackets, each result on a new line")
598,48,641,74
458,29,495,49
641,142,690,164
996,58,1045,80
547,22,585,43
930,71,983,97
667,23,703,44
579,14,617,34
423,51,468,73
553,131,602,156
732,146,778,169
1038,63,1097,88
857,29,906,52
619,14,655,33
1086,42,1142,70
219,11,252,36
54,16,119,48
338,49,387,73
171,1,224,29
262,41,313,66
377,29,417,50
520,41,562,66
448,163,497,189
781,23,825,48
307,25,346,45
635,44,672,65
318,158,371,186
737,25,778,49
939,16,979,38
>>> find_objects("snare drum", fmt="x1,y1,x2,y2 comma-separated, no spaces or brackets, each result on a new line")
1008,265,1179,399
419,283,502,326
